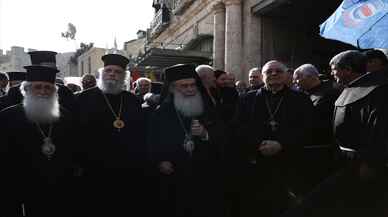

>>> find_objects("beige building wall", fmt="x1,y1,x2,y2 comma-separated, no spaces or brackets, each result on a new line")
77,47,106,77
147,0,343,82
125,38,146,59
150,0,214,50
149,0,252,80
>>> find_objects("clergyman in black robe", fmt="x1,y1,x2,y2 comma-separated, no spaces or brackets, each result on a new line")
236,60,313,217
0,65,79,217
293,63,342,191
0,51,76,112
148,64,225,217
282,50,388,217
75,53,148,217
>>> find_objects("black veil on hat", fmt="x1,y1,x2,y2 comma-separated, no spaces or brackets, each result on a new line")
160,64,196,103
159,63,210,110
24,65,59,83
101,54,129,69
28,51,58,69
6,71,26,82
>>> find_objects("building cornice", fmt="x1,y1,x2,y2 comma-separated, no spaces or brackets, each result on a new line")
224,0,241,6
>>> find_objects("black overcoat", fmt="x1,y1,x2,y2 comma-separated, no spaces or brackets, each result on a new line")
0,104,78,217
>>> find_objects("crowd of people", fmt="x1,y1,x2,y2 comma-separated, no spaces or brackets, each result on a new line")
0,48,387,217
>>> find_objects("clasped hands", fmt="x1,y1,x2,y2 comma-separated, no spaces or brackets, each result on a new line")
191,120,208,139
257,140,283,156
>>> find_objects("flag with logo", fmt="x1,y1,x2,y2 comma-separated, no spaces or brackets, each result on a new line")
320,0,388,48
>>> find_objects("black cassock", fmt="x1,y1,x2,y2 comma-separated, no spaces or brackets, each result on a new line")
0,104,78,217
302,80,342,191
236,87,313,217
281,70,388,217
76,87,147,217
148,98,224,217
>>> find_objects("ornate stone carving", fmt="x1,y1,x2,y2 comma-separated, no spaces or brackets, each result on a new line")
212,1,225,13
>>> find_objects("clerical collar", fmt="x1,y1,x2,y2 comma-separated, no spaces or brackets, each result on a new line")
305,82,324,95
262,85,287,96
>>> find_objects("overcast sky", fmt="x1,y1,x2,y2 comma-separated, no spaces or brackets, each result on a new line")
0,0,154,53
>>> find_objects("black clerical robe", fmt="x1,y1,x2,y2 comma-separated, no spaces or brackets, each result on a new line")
281,72,388,217
303,81,342,189
148,97,224,217
75,87,147,216
0,104,78,217
236,87,313,217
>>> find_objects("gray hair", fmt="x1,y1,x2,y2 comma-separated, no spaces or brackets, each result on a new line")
195,65,214,77
136,77,151,86
261,60,288,73
294,64,319,77
249,67,261,76
329,50,366,74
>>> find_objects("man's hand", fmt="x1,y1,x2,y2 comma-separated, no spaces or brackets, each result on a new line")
257,140,283,156
159,161,174,175
191,120,208,139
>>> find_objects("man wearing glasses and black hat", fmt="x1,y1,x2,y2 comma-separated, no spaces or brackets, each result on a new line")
0,63,79,217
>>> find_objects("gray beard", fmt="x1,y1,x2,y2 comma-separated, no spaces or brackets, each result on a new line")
23,93,60,124
173,90,204,118
98,78,124,95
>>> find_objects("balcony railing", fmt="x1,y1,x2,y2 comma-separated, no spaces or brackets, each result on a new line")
150,6,170,37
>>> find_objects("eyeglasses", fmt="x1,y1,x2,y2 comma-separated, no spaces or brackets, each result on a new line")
262,68,285,75
31,84,55,92
103,68,124,74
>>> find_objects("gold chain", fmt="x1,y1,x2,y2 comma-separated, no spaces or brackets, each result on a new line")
101,92,123,120
264,95,284,121
35,123,53,139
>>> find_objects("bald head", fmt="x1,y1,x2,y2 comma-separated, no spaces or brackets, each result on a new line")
261,60,288,92
294,64,319,77
293,64,321,91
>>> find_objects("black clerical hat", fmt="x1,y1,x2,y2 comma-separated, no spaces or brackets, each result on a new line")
164,64,196,83
24,65,59,83
28,51,58,69
6,71,26,81
101,54,129,69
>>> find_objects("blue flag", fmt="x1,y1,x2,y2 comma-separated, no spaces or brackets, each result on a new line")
320,0,388,48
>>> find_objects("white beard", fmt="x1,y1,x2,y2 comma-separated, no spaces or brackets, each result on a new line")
173,90,204,118
23,92,60,124
97,78,124,95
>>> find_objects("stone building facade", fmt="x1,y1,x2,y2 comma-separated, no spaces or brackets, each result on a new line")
125,30,147,60
0,46,31,72
145,0,356,81
77,47,106,77
0,46,75,79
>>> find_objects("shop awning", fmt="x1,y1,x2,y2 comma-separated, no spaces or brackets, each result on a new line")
136,48,211,68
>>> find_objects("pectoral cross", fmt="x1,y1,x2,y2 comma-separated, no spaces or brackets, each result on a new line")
269,120,279,132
